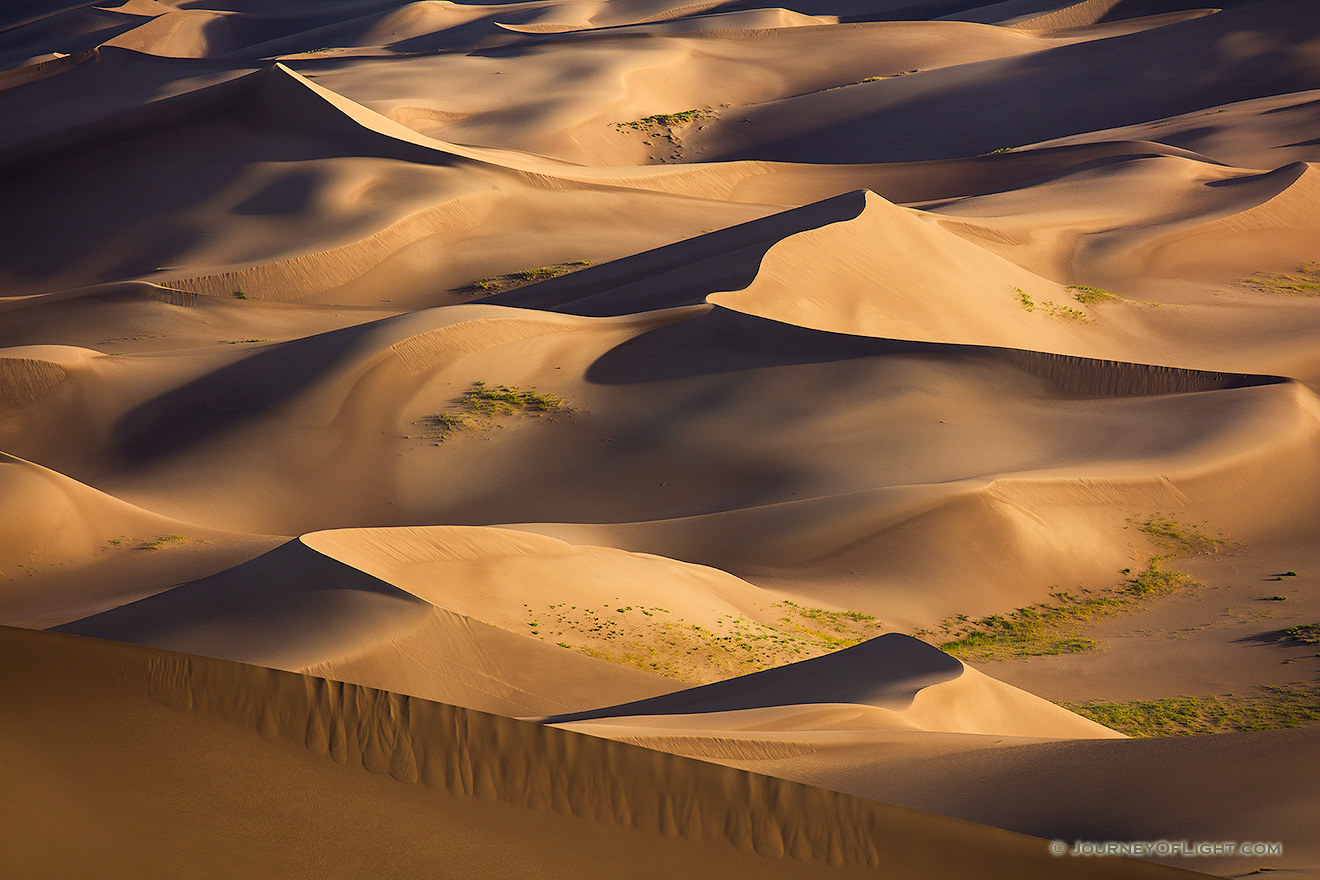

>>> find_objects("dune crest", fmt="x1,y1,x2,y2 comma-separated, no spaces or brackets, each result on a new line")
3,1,1318,875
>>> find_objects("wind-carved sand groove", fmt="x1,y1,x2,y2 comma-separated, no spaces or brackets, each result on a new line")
5,3,1320,876
141,651,907,865
0,357,68,405
1004,351,1274,397
146,286,199,307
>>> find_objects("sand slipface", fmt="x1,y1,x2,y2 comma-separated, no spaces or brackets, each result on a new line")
2,0,1319,877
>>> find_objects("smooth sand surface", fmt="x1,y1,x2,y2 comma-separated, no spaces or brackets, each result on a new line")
3,0,1319,877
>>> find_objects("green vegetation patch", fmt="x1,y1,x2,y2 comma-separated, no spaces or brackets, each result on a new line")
1137,513,1226,556
416,381,571,442
530,600,884,684
461,260,591,295
1060,684,1320,736
1013,287,1090,322
1283,623,1320,645
934,516,1221,662
823,75,887,92
139,534,187,550
611,109,711,132
1068,285,1122,304
1239,262,1320,296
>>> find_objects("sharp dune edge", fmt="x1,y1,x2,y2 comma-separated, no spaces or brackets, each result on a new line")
3,0,1320,877
1,625,1198,879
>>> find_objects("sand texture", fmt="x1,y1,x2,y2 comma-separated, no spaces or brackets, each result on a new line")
3,0,1319,877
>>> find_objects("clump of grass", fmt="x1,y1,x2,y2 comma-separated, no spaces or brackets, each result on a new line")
1068,285,1122,304
823,75,887,92
981,146,1013,155
1137,513,1226,556
1040,301,1089,321
935,516,1220,661
416,381,571,442
775,601,882,648
233,290,248,300
1239,262,1320,295
459,381,567,414
1060,684,1320,736
139,534,187,550
1013,287,1091,322
611,109,711,132
460,260,591,295
1283,623,1320,645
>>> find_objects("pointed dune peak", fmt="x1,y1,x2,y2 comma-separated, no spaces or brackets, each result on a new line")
53,536,431,669
544,634,964,722
708,190,1090,350
53,527,683,715
545,632,1120,740
486,190,869,316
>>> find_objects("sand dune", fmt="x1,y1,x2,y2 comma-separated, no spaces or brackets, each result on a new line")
0,451,280,628
3,1,1318,876
1,625,1205,879
690,2,1320,164
54,532,683,714
547,632,1122,738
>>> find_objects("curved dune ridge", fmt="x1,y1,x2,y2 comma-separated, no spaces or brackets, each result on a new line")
0,626,1202,879
544,632,1121,738
4,1,1320,877
53,528,686,715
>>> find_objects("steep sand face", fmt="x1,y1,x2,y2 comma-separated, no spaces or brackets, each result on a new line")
2,0,1319,877
1,625,1206,880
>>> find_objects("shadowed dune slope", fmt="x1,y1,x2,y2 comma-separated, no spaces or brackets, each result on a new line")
690,723,1320,877
1,2,1318,875
54,533,684,715
0,452,281,628
545,633,1122,739
691,1,1320,164
0,625,1208,880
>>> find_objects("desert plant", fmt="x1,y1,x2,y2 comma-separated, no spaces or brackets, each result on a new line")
415,381,571,442
611,109,711,131
1060,684,1320,736
460,260,591,295
1283,623,1320,645
1239,262,1320,295
139,534,187,550
934,517,1220,661
1068,285,1121,304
